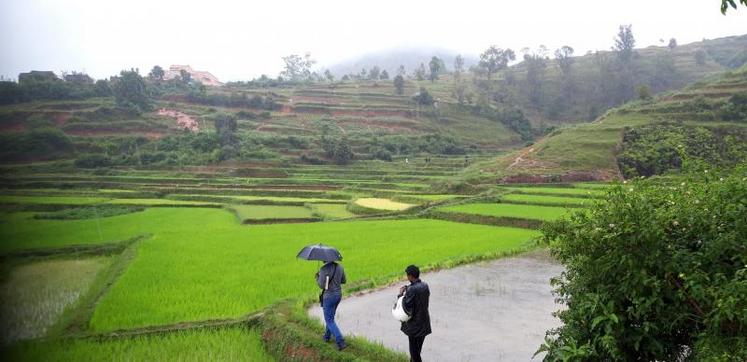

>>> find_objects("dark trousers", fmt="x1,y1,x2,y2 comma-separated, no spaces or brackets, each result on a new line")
408,335,426,362
322,293,344,346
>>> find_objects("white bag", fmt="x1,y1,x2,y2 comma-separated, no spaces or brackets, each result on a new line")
392,290,411,322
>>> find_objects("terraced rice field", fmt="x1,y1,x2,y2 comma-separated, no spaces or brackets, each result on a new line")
354,198,414,211
229,205,315,222
309,203,356,219
437,203,573,221
0,258,111,344
6,327,273,361
1,207,539,331
501,193,591,207
0,160,604,360
504,186,606,197
0,196,110,205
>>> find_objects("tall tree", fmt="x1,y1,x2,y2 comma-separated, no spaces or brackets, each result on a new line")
397,65,406,77
324,69,335,82
478,46,515,80
280,53,316,82
112,69,150,112
668,38,678,50
523,46,549,106
414,63,426,81
554,46,575,74
214,113,239,161
380,70,389,80
428,56,442,82
613,24,636,65
148,65,164,82
368,66,381,80
393,74,405,95
453,55,465,78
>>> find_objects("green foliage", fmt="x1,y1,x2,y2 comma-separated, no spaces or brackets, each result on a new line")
721,0,747,13
0,127,74,162
393,75,405,95
478,46,515,80
75,154,112,168
636,84,652,100
540,171,747,361
213,113,239,161
111,70,150,113
617,124,747,178
413,87,434,105
720,92,747,120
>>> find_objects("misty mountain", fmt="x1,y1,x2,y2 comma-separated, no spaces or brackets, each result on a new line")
326,48,478,77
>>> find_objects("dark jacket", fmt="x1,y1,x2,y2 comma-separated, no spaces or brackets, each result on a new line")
400,279,431,337
316,262,346,296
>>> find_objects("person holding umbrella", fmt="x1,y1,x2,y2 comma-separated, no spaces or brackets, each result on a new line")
297,244,347,351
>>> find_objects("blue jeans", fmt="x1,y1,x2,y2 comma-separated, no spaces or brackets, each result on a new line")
322,293,344,346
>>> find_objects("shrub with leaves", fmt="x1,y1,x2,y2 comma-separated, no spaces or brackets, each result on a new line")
539,168,746,361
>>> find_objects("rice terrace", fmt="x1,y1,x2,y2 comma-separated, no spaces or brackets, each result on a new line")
1,1,746,361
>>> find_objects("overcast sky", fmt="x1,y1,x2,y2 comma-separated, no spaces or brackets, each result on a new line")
1,0,745,81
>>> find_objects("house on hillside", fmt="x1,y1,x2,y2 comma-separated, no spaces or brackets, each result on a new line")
18,71,58,84
63,72,94,84
163,65,222,87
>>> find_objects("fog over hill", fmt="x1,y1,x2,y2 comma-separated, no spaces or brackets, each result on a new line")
325,48,479,77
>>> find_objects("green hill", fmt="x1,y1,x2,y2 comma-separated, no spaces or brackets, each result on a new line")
461,65,747,183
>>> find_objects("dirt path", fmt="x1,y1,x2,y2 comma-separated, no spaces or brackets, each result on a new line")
309,250,563,361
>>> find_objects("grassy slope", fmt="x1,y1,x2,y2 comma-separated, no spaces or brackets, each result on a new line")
462,65,747,182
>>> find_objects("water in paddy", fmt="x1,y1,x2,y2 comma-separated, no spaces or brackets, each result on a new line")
309,250,563,361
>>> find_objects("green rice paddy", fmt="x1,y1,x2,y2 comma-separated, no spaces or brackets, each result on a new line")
230,205,315,221
6,327,273,361
0,258,111,344
501,193,591,206
437,203,573,221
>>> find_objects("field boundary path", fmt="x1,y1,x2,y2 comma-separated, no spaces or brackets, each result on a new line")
309,250,563,361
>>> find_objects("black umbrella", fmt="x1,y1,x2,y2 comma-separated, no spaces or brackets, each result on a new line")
297,244,342,262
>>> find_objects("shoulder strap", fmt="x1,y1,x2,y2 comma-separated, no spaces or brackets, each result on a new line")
325,263,338,291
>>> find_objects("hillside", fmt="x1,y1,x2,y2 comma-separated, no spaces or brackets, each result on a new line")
461,64,747,183
0,35,745,172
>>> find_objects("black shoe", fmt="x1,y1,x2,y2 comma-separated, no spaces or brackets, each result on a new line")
322,336,330,343
337,342,347,351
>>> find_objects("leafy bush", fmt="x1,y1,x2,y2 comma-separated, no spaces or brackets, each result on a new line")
0,128,74,162
75,154,112,168
617,124,747,178
539,170,747,361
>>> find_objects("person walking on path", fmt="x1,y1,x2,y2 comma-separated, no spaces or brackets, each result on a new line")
399,265,431,362
316,260,347,350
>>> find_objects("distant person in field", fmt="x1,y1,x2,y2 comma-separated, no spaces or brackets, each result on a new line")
398,264,431,362
316,261,347,350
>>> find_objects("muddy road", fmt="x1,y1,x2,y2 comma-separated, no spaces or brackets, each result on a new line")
309,250,564,361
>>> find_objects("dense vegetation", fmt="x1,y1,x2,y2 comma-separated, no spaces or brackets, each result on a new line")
617,122,747,178
540,169,746,361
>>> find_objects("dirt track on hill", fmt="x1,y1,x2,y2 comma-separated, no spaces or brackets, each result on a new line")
309,250,564,361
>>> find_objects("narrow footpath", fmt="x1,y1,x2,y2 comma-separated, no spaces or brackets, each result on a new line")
309,250,564,361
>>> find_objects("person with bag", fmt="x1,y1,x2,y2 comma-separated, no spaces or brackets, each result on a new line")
398,264,431,362
316,260,347,350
